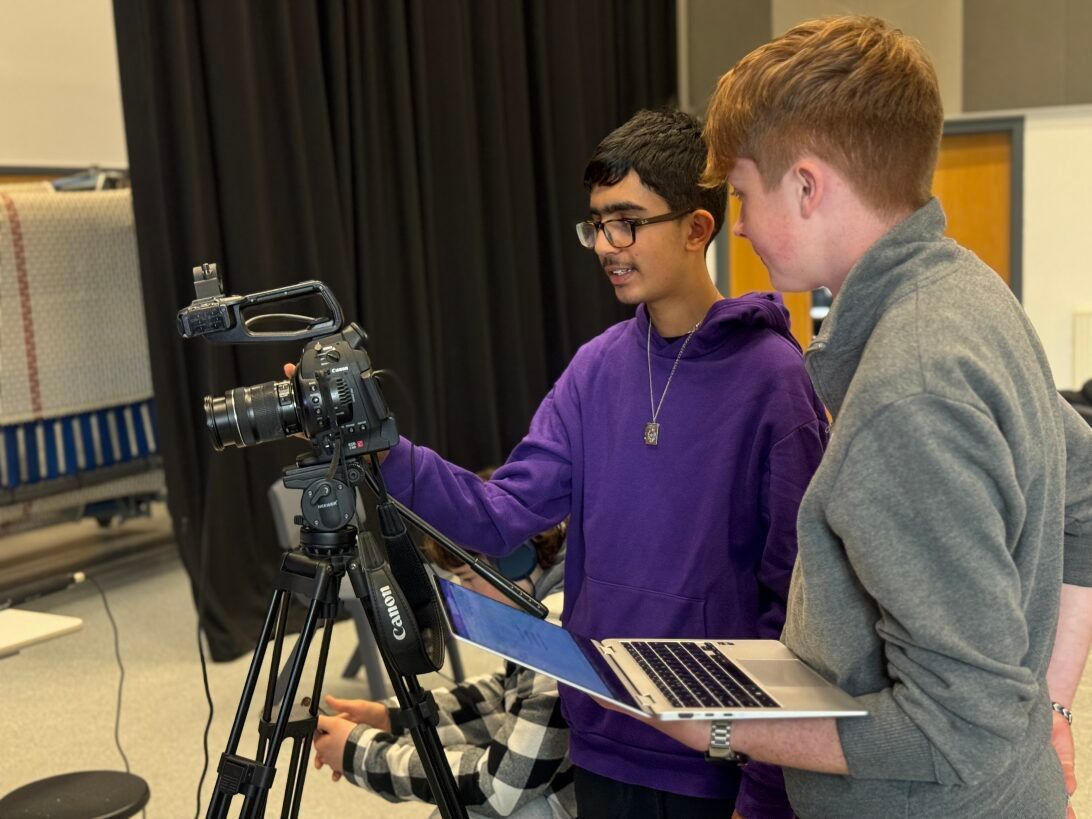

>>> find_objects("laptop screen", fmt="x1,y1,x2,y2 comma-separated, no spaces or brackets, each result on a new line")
436,577,641,712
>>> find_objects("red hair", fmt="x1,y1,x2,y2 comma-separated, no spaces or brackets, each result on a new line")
704,16,943,214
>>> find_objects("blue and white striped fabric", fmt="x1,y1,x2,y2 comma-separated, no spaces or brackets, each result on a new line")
0,399,158,491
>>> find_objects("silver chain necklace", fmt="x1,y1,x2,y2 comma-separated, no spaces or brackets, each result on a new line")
644,316,703,446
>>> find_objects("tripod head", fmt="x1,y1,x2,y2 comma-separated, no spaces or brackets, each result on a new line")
282,445,547,682
281,452,443,676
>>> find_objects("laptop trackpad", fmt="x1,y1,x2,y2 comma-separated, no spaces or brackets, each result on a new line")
740,660,827,688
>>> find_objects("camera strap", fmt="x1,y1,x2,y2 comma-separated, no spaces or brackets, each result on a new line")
353,524,445,676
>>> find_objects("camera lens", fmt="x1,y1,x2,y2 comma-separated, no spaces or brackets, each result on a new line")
203,379,301,450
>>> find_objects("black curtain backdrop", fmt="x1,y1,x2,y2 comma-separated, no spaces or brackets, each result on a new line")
113,0,676,660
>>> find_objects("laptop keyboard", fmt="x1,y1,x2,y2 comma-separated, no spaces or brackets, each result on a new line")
621,641,779,709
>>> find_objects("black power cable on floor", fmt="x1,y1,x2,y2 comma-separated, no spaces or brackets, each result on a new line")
193,475,216,819
87,574,146,819
194,603,215,819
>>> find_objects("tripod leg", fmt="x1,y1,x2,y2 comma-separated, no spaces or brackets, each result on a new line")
206,788,231,819
375,641,469,819
266,593,294,713
259,596,293,763
286,733,312,819
235,577,331,819
283,616,335,819
224,589,289,756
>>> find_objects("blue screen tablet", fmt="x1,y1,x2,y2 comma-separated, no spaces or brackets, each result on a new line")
436,577,642,713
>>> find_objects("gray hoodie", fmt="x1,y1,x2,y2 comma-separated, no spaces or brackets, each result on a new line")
781,199,1092,818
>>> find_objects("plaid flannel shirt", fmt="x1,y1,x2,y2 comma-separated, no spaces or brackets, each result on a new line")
343,662,575,817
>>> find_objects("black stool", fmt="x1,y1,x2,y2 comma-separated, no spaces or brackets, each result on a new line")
0,771,149,818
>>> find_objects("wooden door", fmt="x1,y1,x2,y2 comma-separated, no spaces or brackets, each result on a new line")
724,127,1015,349
932,131,1012,287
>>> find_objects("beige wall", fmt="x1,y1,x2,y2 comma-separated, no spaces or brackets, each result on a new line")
683,0,963,117
680,0,771,114
1017,106,1092,389
964,0,1092,111
0,0,127,168
771,0,963,114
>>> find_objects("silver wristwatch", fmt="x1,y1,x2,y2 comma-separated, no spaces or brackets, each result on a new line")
1052,701,1074,726
705,720,748,764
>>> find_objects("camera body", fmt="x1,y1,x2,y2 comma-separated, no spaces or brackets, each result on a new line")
179,262,398,460
288,324,400,459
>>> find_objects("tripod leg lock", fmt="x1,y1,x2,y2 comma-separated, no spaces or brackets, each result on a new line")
393,689,440,733
215,752,277,794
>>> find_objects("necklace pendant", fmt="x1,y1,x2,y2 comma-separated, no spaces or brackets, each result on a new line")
644,422,661,446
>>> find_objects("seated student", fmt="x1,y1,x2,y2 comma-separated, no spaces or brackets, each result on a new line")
312,504,574,819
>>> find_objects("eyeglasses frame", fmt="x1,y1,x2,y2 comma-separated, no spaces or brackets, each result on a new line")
576,208,694,250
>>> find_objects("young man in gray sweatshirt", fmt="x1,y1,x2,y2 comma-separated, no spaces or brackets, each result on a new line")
612,16,1092,818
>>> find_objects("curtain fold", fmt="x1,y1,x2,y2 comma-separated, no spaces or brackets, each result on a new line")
113,0,676,660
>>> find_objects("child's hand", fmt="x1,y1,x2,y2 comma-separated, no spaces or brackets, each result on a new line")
313,715,355,779
324,694,392,733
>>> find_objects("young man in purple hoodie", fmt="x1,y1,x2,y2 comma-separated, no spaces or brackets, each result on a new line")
374,110,828,818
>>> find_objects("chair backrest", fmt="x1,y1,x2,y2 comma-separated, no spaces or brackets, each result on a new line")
267,481,301,550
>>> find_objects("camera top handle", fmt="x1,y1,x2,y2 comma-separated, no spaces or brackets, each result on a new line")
178,262,344,343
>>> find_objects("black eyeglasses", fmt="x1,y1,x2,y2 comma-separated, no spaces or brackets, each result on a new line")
575,209,692,250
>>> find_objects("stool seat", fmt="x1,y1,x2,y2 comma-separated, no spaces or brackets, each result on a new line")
0,770,149,818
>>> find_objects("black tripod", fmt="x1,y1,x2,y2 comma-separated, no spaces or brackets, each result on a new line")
205,456,469,818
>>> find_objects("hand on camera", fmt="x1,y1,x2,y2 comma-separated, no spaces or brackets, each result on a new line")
283,362,393,461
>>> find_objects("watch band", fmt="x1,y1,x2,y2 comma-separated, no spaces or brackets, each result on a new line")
705,720,748,764
1052,701,1074,726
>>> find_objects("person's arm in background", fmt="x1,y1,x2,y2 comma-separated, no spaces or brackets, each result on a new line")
315,672,507,796
376,366,582,557
1049,398,1092,815
320,669,570,816
733,415,828,819
324,670,510,753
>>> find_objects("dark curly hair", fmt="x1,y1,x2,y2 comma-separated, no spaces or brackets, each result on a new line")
584,108,728,247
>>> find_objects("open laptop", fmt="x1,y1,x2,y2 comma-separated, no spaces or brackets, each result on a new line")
436,576,866,721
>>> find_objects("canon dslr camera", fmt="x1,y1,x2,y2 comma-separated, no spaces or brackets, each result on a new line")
177,262,398,460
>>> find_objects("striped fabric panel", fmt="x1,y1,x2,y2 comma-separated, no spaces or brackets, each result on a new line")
0,399,159,490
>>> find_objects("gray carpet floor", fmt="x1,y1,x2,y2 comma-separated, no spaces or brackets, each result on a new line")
1,517,498,817
3,514,1090,817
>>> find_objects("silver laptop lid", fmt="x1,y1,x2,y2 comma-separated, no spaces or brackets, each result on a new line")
435,576,647,717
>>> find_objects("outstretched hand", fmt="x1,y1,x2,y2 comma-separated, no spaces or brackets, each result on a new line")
283,361,393,461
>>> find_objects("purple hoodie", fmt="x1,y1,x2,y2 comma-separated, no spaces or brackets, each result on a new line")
381,294,827,817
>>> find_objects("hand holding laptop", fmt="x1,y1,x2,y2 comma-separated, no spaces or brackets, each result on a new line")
436,577,865,723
